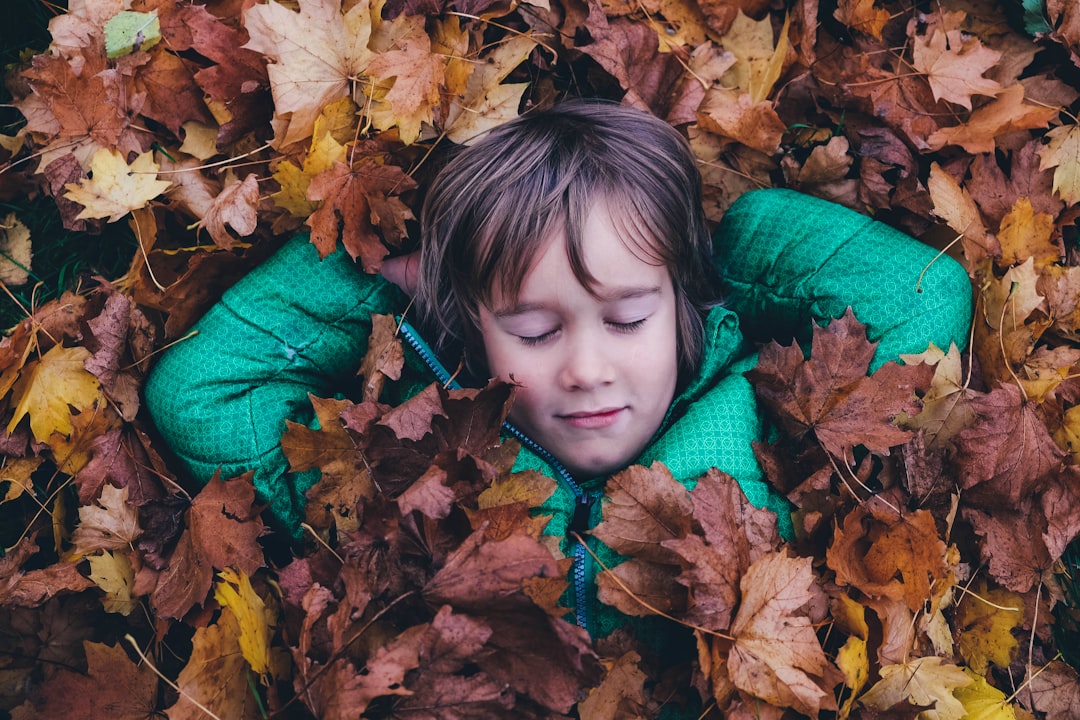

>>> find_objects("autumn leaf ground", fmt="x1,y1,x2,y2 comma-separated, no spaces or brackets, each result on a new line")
3,0,1080,718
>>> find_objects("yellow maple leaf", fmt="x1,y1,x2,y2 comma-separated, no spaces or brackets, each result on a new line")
954,669,1017,720
444,35,537,145
955,579,1024,674
272,103,351,217
431,16,473,100
1038,123,1080,205
719,11,790,104
1,456,43,504
860,656,973,720
1054,405,1080,464
832,594,870,719
63,148,171,223
87,550,138,615
214,567,276,683
6,345,104,444
243,0,378,148
833,0,890,40
0,213,32,287
998,197,1059,270
899,343,976,449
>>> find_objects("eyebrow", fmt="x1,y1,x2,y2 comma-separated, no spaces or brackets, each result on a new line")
492,286,663,318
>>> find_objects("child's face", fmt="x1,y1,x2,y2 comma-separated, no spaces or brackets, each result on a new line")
478,202,680,479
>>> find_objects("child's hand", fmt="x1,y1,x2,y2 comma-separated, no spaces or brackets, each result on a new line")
381,251,420,296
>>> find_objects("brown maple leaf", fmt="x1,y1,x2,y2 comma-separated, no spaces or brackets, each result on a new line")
662,468,779,631
159,4,271,145
0,536,93,608
11,641,158,720
151,473,265,619
961,504,1051,593
592,462,694,564
423,527,563,613
953,383,1066,507
728,551,837,717
168,607,265,720
925,84,1058,154
358,313,405,402
826,504,951,613
306,154,417,272
126,45,214,138
747,309,932,461
198,173,261,249
1028,660,1080,720
910,11,1002,110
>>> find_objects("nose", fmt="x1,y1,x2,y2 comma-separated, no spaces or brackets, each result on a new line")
558,330,616,390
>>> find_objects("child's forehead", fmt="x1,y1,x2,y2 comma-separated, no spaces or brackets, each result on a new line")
481,211,671,306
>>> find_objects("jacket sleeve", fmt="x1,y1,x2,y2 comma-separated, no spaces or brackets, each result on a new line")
714,188,973,370
143,235,404,532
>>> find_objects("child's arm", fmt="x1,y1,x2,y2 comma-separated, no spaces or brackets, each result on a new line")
143,235,404,532
714,188,973,368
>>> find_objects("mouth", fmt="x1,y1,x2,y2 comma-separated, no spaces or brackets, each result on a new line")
558,407,625,429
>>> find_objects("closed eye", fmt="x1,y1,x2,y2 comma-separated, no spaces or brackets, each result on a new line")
518,329,559,347
607,318,647,334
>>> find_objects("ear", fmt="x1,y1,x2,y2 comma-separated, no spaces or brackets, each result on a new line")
381,250,421,296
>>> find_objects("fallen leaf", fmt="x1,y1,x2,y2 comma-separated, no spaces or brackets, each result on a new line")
954,669,1017,720
10,641,158,720
728,551,836,716
71,483,141,556
0,537,93,607
365,14,445,144
198,172,260,249
926,84,1058,154
833,0,890,39
1038,123,1080,205
63,148,171,223
911,12,1002,109
859,656,972,720
0,213,32,286
167,606,264,720
305,153,417,271
827,505,951,613
214,567,275,682
86,550,137,615
151,473,265,619
954,579,1023,674
358,313,404,402
576,650,647,719
6,345,104,444
592,462,694,564
242,0,378,147
997,196,1059,270
747,309,931,461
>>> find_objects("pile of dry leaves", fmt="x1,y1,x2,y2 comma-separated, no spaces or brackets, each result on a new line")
2,0,1080,717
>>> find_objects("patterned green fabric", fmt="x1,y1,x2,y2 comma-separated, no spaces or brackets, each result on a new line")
143,236,405,532
715,189,973,370
143,188,973,650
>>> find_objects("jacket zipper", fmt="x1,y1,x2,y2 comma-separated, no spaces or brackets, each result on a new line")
397,319,597,633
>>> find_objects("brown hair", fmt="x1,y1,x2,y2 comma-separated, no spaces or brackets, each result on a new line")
414,99,717,378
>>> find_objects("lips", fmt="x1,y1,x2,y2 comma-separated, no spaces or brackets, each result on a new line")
559,407,625,429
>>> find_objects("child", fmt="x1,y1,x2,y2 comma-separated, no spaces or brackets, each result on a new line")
144,100,972,641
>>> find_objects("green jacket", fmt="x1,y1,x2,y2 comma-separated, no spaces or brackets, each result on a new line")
144,188,973,642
